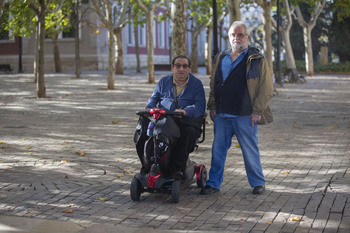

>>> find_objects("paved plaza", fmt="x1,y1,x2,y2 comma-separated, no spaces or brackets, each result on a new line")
0,70,349,232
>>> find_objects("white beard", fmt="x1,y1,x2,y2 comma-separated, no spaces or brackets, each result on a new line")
232,44,244,53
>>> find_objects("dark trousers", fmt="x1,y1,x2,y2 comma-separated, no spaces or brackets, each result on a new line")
170,124,200,173
135,117,200,174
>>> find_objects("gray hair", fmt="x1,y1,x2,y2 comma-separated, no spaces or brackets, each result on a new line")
229,21,250,35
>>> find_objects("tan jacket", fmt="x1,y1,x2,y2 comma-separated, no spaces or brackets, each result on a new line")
207,48,274,125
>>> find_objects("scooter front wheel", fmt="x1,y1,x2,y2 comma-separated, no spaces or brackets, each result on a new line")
171,180,181,203
196,166,207,188
130,177,142,201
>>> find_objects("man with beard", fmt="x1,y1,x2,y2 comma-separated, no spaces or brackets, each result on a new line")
200,21,274,195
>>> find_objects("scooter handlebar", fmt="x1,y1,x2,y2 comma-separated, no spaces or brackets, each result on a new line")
136,108,184,117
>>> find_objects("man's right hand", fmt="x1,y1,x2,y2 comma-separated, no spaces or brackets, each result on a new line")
210,109,216,122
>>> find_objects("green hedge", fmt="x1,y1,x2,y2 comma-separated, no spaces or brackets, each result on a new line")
279,60,350,73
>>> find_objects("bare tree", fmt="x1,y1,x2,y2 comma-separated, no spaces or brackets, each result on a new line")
136,0,162,84
91,0,132,88
272,0,296,70
294,0,326,76
28,0,64,98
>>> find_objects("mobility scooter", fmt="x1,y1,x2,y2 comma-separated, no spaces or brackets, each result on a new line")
130,108,207,203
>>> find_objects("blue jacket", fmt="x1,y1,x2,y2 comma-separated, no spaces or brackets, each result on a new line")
146,73,206,118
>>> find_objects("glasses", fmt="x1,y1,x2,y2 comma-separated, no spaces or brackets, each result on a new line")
174,63,190,69
230,33,247,39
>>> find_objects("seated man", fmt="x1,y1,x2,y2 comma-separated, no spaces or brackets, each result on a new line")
142,55,206,178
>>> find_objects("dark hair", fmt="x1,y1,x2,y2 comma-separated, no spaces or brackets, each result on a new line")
172,55,191,67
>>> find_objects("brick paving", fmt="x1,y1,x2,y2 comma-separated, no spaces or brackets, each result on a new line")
0,70,349,232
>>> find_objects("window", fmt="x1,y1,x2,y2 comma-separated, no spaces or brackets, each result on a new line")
158,13,165,48
139,24,146,47
127,22,134,45
153,19,156,47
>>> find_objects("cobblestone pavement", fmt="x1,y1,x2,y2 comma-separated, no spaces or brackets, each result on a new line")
0,70,349,232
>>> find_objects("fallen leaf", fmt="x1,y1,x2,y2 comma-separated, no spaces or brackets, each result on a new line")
325,124,339,130
266,222,273,225
235,144,240,148
24,152,35,155
62,208,73,213
0,142,5,144
289,216,301,222
112,119,122,124
117,174,124,178
293,125,302,129
97,196,108,201
25,146,32,149
75,151,86,156
61,160,70,163
283,171,291,174
27,210,35,213
124,169,131,174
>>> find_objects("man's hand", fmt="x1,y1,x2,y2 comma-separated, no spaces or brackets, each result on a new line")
210,109,216,122
175,109,186,118
251,114,261,127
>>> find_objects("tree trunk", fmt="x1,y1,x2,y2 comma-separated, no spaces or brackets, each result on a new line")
37,7,46,98
146,13,155,84
134,24,141,73
171,0,186,57
304,26,314,76
53,34,62,73
34,21,39,83
115,29,123,74
281,0,296,70
190,30,199,73
281,29,296,69
262,2,273,71
227,0,241,24
205,26,212,75
107,29,115,89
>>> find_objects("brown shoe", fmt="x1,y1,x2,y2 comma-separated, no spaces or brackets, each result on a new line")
252,186,265,194
200,185,220,195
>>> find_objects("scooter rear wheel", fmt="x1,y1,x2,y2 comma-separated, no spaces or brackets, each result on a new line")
130,177,142,201
196,166,207,188
171,180,181,203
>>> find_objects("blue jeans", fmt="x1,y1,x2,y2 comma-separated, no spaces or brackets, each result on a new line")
206,114,265,189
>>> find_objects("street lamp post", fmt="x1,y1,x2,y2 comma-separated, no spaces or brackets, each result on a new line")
212,0,218,60
18,36,23,73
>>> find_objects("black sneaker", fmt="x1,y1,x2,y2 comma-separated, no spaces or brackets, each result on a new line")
252,186,265,194
200,185,220,195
